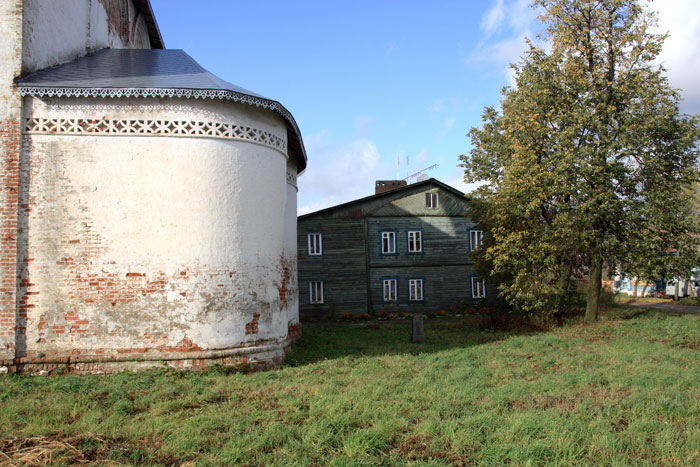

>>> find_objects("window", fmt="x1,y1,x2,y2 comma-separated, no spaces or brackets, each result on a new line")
382,278,398,303
469,230,483,251
308,233,322,256
426,192,438,209
471,276,486,299
409,278,424,301
381,231,397,255
309,280,324,304
407,230,422,253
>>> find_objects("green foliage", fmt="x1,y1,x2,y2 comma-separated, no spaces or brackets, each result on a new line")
460,0,700,319
3,311,700,464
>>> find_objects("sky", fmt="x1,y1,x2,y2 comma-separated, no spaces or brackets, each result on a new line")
150,0,700,215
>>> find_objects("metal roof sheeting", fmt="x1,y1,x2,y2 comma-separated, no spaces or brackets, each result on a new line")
17,49,306,171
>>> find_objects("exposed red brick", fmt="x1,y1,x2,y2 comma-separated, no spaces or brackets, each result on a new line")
245,313,261,335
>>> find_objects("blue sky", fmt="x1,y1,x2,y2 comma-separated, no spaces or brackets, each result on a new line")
150,0,700,214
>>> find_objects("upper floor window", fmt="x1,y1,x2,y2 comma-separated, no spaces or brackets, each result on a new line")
469,230,483,251
309,280,324,304
381,231,397,255
471,276,486,299
426,192,438,209
382,278,398,303
308,233,322,256
409,278,424,301
408,230,422,253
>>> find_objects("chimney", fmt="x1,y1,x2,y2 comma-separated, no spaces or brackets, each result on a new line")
375,180,407,194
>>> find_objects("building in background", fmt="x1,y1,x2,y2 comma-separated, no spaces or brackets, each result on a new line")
297,179,490,317
1,0,305,373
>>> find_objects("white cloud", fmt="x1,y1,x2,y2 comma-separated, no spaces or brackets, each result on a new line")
449,175,488,195
298,136,383,215
467,0,540,85
443,116,456,130
655,0,700,114
481,0,506,35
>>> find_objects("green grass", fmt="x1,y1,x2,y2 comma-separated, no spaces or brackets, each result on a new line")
2,306,700,465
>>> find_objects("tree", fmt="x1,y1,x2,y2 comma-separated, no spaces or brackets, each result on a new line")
460,0,700,322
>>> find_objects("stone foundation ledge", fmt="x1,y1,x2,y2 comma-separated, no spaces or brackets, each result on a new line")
0,339,291,375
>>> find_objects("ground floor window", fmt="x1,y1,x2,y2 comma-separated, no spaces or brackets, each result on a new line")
471,276,486,299
309,280,324,304
409,278,424,302
382,278,398,303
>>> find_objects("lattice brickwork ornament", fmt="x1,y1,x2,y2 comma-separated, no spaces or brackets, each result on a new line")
24,117,286,153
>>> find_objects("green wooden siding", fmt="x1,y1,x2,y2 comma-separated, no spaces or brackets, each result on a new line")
298,219,367,317
298,181,494,316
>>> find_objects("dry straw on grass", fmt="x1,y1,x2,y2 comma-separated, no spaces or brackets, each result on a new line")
0,433,130,466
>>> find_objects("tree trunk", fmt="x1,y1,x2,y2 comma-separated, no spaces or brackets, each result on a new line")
585,256,602,324
641,283,648,297
633,279,638,298
674,281,679,301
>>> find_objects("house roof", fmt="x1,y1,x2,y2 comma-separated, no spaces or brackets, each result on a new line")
299,178,468,220
16,49,307,171
133,0,165,49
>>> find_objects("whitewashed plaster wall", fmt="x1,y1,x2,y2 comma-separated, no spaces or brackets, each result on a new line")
21,0,151,74
18,96,294,361
284,159,299,327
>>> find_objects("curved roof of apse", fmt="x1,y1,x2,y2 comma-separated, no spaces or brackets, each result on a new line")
17,48,307,171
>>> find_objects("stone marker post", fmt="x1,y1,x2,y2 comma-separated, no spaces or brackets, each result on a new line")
412,314,425,343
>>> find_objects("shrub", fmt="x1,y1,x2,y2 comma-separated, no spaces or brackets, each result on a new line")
378,311,390,319
340,312,354,321
358,313,371,320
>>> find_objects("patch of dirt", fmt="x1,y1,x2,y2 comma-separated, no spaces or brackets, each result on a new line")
391,435,446,461
0,433,182,466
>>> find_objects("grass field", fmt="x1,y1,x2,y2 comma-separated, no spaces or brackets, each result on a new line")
2,306,700,465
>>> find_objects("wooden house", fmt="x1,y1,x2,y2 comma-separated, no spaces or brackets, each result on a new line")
297,179,491,317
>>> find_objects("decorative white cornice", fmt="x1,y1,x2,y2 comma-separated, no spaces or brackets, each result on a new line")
286,171,298,189
17,86,306,169
24,117,287,154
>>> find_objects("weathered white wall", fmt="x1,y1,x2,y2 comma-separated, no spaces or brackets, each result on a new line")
21,0,151,74
0,0,23,362
284,160,299,329
18,96,293,362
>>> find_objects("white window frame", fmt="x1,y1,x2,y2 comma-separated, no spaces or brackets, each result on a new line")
407,230,422,253
381,231,396,255
382,279,397,303
471,276,486,299
308,233,322,256
470,230,483,251
309,280,324,304
426,192,438,209
409,278,424,302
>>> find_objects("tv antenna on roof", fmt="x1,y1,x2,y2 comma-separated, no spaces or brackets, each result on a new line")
403,164,438,182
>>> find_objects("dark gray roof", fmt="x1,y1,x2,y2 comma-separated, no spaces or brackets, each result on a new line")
17,49,306,171
298,178,469,220
17,49,260,95
134,0,165,49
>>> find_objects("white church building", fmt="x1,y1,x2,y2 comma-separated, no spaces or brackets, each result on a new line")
0,0,306,373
